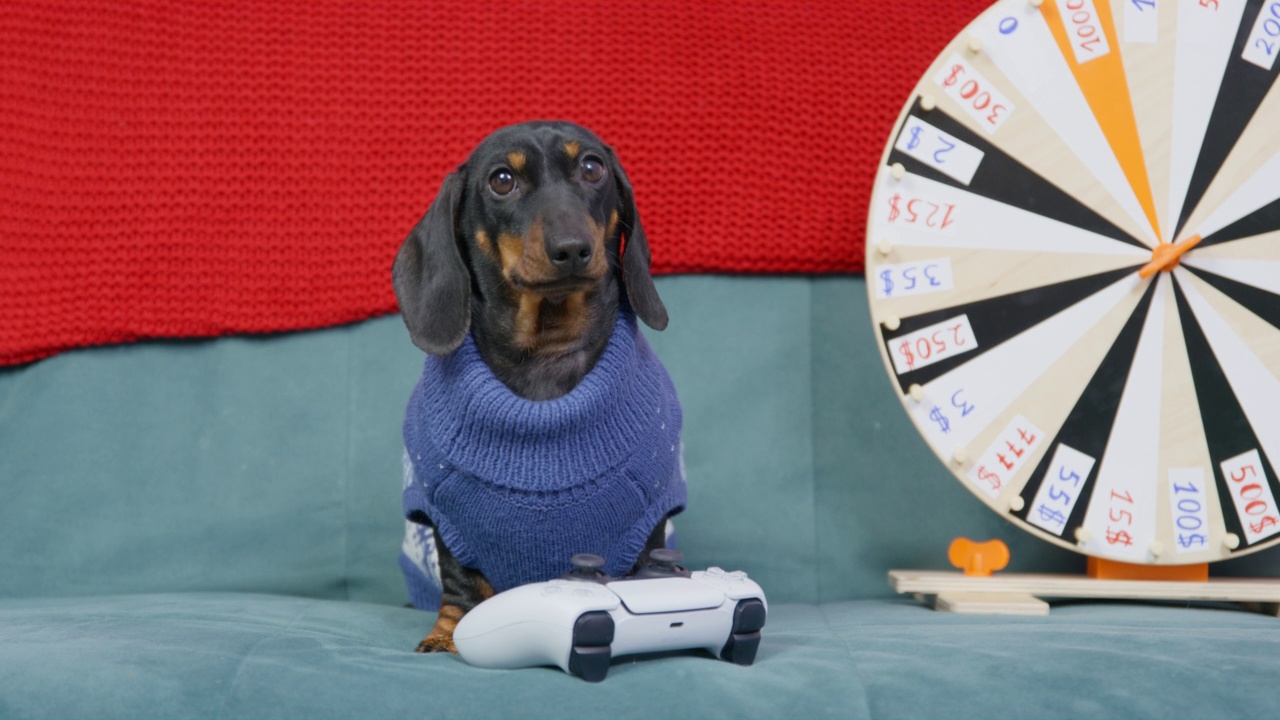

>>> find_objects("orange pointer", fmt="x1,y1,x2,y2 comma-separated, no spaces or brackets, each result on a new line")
1138,234,1202,279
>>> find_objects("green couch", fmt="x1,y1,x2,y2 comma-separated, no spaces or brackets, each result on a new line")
4,276,1280,719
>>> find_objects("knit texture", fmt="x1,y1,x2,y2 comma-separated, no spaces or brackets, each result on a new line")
0,1,984,365
401,311,685,604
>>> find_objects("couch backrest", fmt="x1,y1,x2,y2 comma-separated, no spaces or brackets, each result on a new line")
8,275,1206,606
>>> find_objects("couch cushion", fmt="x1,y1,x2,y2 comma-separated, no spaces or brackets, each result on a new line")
2,593,1275,719
5,275,1218,607
0,276,833,605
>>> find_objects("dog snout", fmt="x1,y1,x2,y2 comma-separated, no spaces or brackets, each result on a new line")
546,234,594,275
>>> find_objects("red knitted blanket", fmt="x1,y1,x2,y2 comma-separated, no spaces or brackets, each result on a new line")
1,1,982,365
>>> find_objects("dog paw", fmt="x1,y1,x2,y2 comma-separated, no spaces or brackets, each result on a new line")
415,603,467,653
415,632,458,654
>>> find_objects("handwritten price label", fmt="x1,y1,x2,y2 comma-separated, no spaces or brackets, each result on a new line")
893,116,985,185
1027,444,1095,536
1168,467,1210,553
875,258,954,300
888,314,978,375
985,12,1048,94
1056,0,1111,64
1097,487,1139,549
1221,449,1280,545
916,387,978,440
884,191,958,232
966,416,1043,499
1243,1,1280,70
1123,0,1157,44
933,54,1014,134
1181,0,1232,49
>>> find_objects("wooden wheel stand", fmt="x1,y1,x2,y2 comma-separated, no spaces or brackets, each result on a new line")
891,538,1280,616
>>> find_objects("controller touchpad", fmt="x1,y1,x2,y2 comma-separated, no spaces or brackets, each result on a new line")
607,578,724,614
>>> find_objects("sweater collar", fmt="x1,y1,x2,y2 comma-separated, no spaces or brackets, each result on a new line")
412,310,678,491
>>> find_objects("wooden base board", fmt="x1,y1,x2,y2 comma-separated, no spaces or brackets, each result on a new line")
934,591,1050,616
891,569,1280,616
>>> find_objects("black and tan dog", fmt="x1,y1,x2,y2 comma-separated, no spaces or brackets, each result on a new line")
393,121,677,653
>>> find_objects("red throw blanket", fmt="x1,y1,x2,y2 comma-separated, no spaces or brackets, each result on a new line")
1,1,982,365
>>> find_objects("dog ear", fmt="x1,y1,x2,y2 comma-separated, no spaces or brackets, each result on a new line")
392,172,471,355
609,150,669,331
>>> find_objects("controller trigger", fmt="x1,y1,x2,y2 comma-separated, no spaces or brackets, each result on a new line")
719,598,767,666
568,611,615,682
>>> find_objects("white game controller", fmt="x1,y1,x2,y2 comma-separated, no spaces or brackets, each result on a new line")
452,550,767,682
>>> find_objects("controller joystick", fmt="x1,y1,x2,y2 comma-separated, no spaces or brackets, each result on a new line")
633,548,692,579
563,553,612,583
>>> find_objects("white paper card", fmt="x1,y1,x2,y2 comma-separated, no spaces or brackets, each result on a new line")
893,116,985,185
966,416,1045,499
888,314,978,375
1220,449,1280,545
1055,0,1112,63
1027,444,1095,535
873,258,955,300
932,53,1016,133
1242,1,1280,70
1123,0,1158,44
1168,467,1211,554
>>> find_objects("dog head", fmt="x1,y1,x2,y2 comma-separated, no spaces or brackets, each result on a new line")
393,121,667,357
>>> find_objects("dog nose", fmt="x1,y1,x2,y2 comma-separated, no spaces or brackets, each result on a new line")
547,235,593,275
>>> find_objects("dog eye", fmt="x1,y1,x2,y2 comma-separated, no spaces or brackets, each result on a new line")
488,169,516,196
580,157,605,184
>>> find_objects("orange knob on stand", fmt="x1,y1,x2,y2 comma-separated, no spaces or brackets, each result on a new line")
948,537,1010,577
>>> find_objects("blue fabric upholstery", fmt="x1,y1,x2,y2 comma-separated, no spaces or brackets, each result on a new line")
3,276,1280,718
2,594,1276,719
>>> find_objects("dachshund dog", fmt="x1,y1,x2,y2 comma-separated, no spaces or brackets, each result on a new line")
392,121,675,653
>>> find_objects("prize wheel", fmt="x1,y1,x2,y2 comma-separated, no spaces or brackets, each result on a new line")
866,0,1280,565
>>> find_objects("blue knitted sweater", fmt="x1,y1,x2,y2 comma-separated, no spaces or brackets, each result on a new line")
400,311,685,609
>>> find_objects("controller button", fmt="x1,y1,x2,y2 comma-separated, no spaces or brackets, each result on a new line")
541,585,563,596
706,566,725,577
728,571,747,582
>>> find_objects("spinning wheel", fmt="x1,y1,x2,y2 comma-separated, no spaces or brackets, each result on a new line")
868,0,1280,568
